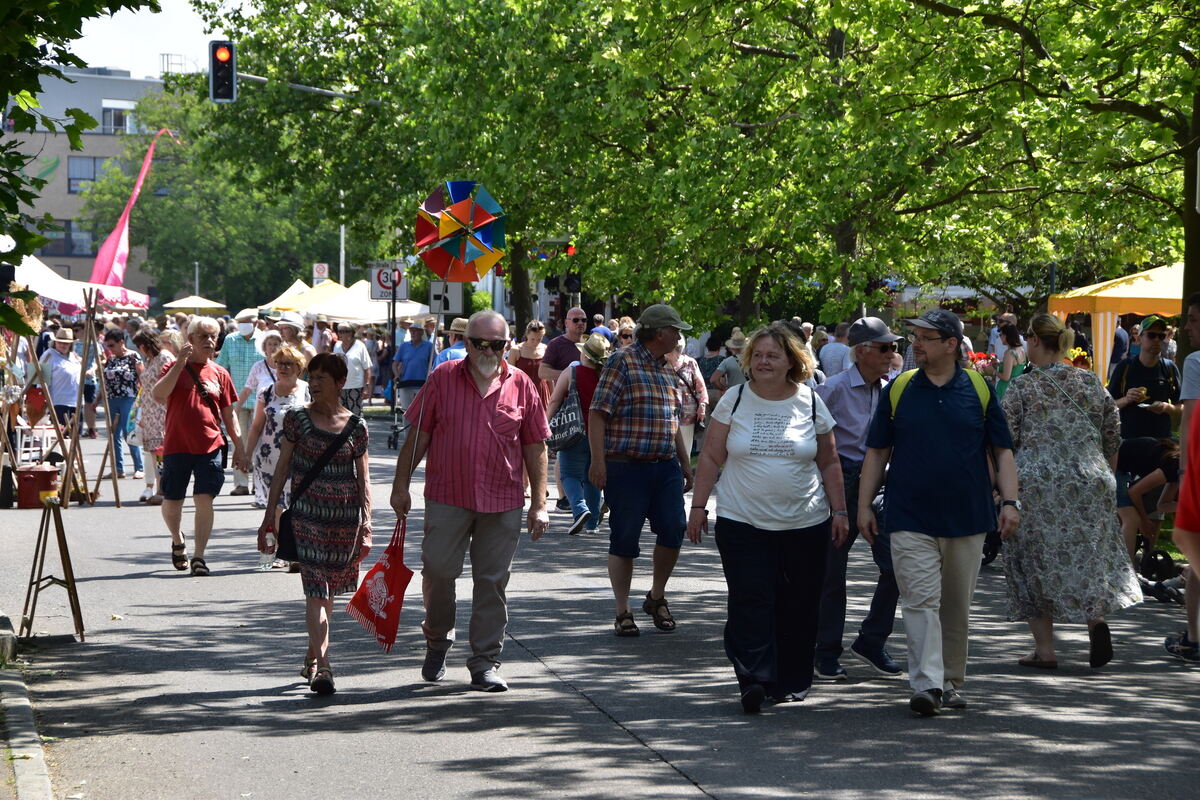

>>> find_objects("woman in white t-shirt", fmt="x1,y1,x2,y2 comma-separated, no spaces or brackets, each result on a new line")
688,323,849,714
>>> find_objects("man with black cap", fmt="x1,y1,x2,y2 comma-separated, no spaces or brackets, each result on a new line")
589,304,696,637
814,317,904,681
858,309,1020,717
1107,314,1181,441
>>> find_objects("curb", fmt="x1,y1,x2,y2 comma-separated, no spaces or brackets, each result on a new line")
0,667,53,800
0,614,15,664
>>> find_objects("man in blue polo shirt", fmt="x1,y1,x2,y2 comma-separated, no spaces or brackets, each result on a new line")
858,309,1020,717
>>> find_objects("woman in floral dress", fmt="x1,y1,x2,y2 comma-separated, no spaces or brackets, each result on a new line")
101,329,144,479
258,353,370,695
246,344,309,511
1000,313,1141,670
133,330,176,504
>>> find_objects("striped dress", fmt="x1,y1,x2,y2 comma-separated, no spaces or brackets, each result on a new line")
283,408,369,598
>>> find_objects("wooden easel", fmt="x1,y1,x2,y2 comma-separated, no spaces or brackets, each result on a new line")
20,496,85,642
88,321,122,507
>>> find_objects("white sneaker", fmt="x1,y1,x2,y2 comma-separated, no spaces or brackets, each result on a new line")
133,470,145,479
139,486,154,502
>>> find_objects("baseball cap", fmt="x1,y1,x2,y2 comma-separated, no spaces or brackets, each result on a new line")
637,304,692,331
905,309,964,340
848,317,901,346
1140,314,1168,332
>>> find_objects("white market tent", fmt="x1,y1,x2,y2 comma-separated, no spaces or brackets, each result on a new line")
272,280,347,311
260,279,309,310
162,294,227,311
301,279,429,324
13,254,150,313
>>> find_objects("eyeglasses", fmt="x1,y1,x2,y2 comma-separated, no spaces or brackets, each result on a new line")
275,361,300,369
619,333,632,340
1144,331,1166,340
908,333,948,344
567,317,588,324
860,343,897,353
469,337,507,352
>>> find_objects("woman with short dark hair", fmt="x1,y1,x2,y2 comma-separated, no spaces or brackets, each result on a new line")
996,323,1027,400
258,352,370,695
102,328,144,479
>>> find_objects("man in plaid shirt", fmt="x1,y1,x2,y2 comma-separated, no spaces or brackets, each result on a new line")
216,310,263,496
589,304,695,638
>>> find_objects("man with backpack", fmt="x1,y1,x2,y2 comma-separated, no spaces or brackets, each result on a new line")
1108,314,1181,441
857,309,1020,717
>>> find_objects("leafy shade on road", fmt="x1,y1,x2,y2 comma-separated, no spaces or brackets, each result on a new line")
192,0,1195,327
80,84,351,311
1,0,159,262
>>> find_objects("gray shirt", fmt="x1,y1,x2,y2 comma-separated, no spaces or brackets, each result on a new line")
819,341,852,377
814,364,884,462
716,355,746,387
1181,351,1200,401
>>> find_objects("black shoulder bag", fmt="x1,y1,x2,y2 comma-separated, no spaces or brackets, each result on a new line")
275,415,361,562
185,363,231,469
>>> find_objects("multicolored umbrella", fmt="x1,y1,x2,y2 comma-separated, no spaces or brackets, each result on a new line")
414,181,506,282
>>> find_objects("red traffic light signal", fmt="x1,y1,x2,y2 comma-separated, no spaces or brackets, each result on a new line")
208,40,237,103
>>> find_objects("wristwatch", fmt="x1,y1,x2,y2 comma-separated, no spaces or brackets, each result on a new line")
1001,499,1021,512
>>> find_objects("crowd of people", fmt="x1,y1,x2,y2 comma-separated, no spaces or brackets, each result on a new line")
8,295,1198,711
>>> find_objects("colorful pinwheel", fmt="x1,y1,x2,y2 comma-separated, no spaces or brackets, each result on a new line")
414,181,506,282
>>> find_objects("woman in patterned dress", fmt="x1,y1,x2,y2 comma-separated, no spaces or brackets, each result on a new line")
246,344,309,512
258,353,370,695
1000,313,1141,670
102,329,144,479
133,330,176,504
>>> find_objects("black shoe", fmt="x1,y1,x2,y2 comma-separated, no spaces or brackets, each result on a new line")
567,511,591,536
1089,621,1113,668
910,688,942,717
941,688,967,709
470,667,508,692
814,657,848,681
422,647,448,682
555,497,570,512
740,683,765,714
850,641,904,677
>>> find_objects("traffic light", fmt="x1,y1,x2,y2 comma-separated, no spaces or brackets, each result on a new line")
209,41,237,103
563,273,582,293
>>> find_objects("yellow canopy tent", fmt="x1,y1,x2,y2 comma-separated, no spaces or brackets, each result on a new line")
260,279,310,310
1048,263,1181,379
272,280,347,311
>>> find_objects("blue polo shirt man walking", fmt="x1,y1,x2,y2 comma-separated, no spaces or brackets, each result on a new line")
858,309,1020,717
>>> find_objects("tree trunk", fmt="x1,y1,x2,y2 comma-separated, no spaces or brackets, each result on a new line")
508,240,533,334
735,258,764,322
1180,88,1199,360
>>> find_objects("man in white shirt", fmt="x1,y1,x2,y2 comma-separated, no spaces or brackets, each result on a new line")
334,323,373,414
819,322,852,377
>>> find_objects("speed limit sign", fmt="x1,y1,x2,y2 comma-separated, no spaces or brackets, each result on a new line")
370,265,408,300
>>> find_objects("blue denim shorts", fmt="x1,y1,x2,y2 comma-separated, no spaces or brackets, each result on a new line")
604,458,686,558
161,449,225,500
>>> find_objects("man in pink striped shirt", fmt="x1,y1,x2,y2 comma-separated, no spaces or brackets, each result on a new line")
391,309,551,693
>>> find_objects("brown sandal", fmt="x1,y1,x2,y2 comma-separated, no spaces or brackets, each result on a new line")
171,543,189,571
310,666,336,695
642,591,676,632
614,611,640,637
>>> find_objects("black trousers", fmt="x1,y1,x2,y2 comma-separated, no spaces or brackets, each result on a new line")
715,516,830,696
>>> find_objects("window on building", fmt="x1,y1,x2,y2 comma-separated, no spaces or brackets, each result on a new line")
67,156,111,193
101,99,137,134
38,220,95,257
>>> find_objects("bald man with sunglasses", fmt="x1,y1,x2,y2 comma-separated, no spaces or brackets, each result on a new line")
391,310,551,693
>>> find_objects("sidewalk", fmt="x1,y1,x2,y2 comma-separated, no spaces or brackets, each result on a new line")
1,420,1198,799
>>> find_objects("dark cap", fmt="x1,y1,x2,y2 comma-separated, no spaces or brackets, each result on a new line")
848,317,902,346
637,304,692,331
905,309,964,340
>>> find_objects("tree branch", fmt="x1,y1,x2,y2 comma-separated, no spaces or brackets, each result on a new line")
908,0,1054,61
731,41,800,60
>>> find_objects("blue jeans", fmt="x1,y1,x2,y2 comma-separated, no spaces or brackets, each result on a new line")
108,395,143,475
558,439,600,529
815,456,900,660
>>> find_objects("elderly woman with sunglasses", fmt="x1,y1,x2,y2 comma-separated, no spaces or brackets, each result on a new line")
246,344,310,513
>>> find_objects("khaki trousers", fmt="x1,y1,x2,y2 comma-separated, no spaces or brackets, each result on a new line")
233,406,253,488
891,530,985,693
421,500,524,674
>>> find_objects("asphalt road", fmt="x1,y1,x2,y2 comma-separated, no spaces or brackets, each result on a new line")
1,418,1198,800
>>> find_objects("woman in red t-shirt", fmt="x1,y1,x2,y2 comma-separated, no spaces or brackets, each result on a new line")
546,333,610,536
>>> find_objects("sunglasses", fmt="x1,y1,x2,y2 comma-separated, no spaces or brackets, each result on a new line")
861,343,897,353
619,333,632,340
1144,330,1166,340
469,337,507,352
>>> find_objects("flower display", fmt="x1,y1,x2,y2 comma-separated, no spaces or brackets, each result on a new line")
1067,346,1092,371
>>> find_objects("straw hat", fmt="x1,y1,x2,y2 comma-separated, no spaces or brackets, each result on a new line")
725,327,748,350
577,333,611,366
276,311,305,330
449,317,469,334
53,328,75,344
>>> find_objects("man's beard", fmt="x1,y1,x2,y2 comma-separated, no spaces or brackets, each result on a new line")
474,352,501,375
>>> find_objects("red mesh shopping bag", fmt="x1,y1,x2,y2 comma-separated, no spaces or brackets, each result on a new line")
347,518,414,652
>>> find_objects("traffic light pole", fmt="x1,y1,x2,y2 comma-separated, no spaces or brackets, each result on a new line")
235,73,382,105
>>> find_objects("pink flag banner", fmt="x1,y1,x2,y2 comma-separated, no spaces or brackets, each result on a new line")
89,128,180,286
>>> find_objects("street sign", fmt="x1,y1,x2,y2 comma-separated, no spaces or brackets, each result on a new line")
370,266,408,300
312,262,329,284
429,281,464,316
